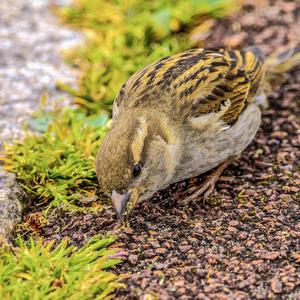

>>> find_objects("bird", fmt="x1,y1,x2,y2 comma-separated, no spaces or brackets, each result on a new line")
95,45,300,222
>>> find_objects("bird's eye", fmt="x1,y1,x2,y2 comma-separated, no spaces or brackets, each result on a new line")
132,163,142,177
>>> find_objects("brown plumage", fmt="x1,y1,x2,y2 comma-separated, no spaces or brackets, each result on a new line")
96,45,300,222
114,48,265,125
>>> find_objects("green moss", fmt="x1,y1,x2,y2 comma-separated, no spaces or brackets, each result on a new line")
3,108,109,208
0,235,124,300
236,190,247,204
17,212,49,237
205,194,221,207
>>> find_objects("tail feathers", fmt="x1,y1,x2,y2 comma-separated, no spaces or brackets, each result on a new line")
266,44,300,75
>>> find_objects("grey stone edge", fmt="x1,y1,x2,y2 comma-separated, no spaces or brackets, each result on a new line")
0,170,30,244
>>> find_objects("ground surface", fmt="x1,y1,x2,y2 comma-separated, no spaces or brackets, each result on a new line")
16,0,300,299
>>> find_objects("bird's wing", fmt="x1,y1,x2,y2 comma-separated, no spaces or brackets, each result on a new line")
113,48,265,125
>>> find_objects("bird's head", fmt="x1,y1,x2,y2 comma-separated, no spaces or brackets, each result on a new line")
95,110,180,222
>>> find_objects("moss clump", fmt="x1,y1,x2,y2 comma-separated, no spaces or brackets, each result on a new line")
3,109,109,208
0,235,124,300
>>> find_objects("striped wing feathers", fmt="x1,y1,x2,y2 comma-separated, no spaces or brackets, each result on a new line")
114,48,265,126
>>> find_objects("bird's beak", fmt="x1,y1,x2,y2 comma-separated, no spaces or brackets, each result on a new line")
111,190,131,222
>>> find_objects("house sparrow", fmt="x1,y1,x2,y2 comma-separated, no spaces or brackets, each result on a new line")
96,46,300,222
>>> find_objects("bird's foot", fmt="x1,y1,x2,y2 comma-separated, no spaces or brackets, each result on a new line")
182,157,237,205
182,174,219,205
146,201,166,214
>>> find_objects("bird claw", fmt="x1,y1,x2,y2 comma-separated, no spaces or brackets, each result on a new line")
182,175,218,205
181,157,237,206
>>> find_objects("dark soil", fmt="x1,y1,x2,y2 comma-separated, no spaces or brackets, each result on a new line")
20,0,300,299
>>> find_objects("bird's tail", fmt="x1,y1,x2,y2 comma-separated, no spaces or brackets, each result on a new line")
265,44,300,86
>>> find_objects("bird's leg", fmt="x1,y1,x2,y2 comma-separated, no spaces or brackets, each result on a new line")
182,156,237,205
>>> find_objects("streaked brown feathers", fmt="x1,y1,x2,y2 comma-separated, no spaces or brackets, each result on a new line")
114,48,265,126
